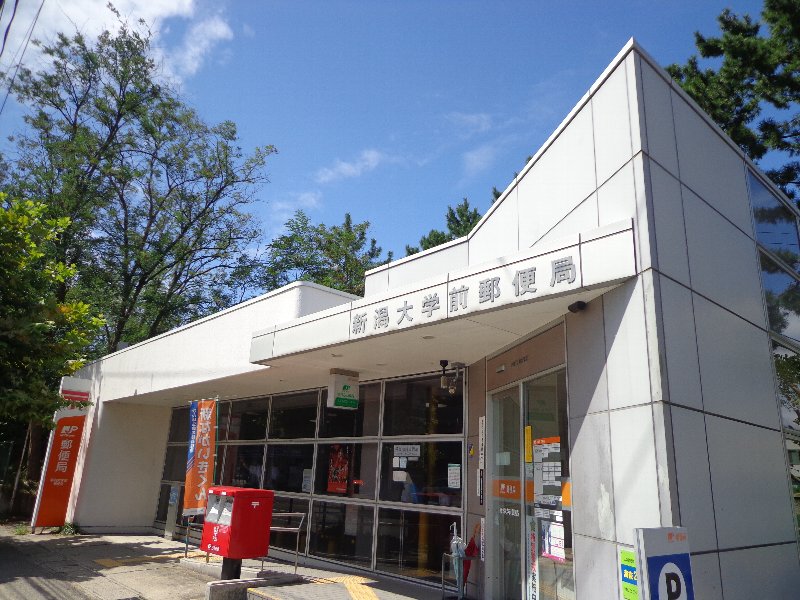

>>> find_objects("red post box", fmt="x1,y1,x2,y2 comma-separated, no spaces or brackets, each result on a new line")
200,486,274,560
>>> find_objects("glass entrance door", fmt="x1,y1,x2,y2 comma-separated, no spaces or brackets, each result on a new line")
490,369,574,600
523,370,574,600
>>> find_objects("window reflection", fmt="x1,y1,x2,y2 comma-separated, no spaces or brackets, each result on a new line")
379,441,462,507
264,444,314,493
270,392,318,439
760,252,800,341
319,383,380,437
375,509,459,582
220,444,264,488
271,496,309,552
383,376,463,436
227,398,268,441
309,501,374,567
749,172,800,268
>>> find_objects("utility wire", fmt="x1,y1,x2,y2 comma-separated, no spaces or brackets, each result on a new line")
0,0,20,60
0,0,45,117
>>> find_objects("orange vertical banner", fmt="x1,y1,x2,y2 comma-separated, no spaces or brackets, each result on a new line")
182,399,217,516
32,415,86,527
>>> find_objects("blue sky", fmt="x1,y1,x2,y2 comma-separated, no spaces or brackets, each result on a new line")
1,0,766,260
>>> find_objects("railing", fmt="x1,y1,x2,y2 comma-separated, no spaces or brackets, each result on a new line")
263,512,306,575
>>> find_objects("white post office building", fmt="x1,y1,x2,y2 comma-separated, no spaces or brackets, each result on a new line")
66,41,800,599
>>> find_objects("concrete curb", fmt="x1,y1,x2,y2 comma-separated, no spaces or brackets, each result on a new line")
204,573,304,600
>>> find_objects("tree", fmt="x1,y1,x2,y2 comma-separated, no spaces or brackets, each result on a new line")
0,195,102,424
405,198,482,255
667,0,800,199
2,10,274,354
263,211,387,296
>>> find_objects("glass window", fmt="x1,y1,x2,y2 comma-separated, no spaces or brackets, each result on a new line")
314,443,378,500
216,402,231,441
379,441,462,507
760,252,800,340
269,392,318,439
228,398,269,441
383,376,463,436
319,383,380,438
309,501,374,567
375,508,459,582
749,171,800,266
162,445,188,481
168,407,190,443
264,444,314,493
270,496,309,553
155,483,171,522
220,444,264,488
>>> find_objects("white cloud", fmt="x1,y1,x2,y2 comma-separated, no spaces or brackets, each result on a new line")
462,143,498,175
168,15,233,79
0,0,231,82
446,111,492,137
314,149,388,184
268,191,322,235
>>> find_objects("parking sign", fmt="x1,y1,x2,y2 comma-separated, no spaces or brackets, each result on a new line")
634,527,695,600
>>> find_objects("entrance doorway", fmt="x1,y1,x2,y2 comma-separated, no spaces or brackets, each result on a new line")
490,369,575,600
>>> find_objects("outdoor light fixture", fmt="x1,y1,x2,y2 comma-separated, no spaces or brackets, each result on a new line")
568,300,587,313
440,360,465,395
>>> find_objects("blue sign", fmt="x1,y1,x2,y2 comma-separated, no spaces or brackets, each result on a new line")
646,553,694,600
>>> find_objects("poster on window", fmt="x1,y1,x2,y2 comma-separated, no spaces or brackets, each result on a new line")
327,444,349,493
540,518,566,562
526,514,538,600
533,436,561,507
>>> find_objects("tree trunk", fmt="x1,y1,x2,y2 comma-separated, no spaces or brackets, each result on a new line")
9,423,31,515
26,424,45,483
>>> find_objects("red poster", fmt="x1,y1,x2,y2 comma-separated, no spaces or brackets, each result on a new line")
327,444,349,493
183,399,217,516
31,415,86,528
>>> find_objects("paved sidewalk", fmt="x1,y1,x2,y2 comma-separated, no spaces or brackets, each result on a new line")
0,524,447,600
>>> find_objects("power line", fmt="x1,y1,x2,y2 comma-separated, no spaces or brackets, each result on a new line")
0,0,20,60
0,0,45,117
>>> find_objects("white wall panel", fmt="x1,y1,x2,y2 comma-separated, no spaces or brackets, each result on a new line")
610,405,662,545
597,160,636,228
706,415,796,549
718,543,800,600
566,297,608,416
671,407,717,552
570,413,615,540
593,62,633,186
573,535,619,600
604,278,652,410
364,265,389,296
672,91,752,236
517,104,597,248
625,54,643,157
649,161,690,285
640,60,679,176
388,240,468,290
683,188,765,326
658,277,701,410
689,553,723,600
535,195,598,247
694,295,780,429
468,184,519,264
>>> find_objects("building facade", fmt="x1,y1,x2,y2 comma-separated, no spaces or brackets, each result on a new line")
65,41,800,599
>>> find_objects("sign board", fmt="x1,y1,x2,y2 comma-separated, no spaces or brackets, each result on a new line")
59,376,91,404
327,371,359,409
393,444,421,458
183,399,217,516
635,527,695,600
31,411,87,528
447,463,461,489
619,548,639,600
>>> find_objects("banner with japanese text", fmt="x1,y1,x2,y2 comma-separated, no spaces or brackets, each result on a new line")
31,414,86,528
182,398,217,516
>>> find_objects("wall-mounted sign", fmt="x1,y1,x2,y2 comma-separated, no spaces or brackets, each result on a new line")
59,376,91,404
634,527,695,600
619,548,639,600
447,464,461,489
327,370,359,409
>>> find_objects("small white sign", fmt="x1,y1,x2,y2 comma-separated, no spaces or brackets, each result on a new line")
327,372,359,409
447,464,461,489
394,444,421,458
301,468,313,493
478,416,486,470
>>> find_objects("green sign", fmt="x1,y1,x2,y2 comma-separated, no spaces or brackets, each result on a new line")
619,549,638,600
329,374,359,410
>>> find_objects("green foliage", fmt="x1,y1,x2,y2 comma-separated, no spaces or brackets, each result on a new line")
667,0,800,199
12,523,29,535
0,196,102,424
405,198,482,256
58,522,79,535
263,211,386,297
775,352,800,409
3,10,273,355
